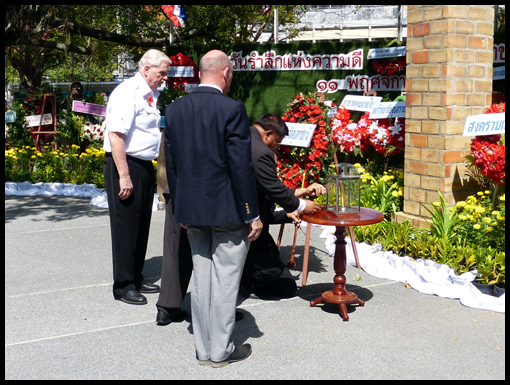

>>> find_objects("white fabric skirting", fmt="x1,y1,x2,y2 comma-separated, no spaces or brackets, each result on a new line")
314,224,505,314
5,182,160,212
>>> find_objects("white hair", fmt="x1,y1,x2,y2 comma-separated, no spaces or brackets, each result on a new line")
138,49,171,73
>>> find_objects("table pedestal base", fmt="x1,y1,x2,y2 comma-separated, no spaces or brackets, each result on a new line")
310,290,365,321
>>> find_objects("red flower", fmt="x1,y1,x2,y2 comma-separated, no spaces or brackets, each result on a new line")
147,96,154,106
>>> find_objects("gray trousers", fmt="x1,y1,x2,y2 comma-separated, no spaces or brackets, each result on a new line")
186,223,250,363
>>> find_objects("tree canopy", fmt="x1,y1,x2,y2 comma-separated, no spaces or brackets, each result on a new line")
5,5,308,89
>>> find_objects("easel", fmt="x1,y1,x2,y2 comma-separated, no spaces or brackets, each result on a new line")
33,93,58,152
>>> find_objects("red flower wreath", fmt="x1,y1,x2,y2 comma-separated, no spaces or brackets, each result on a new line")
277,92,334,189
467,103,505,186
167,53,200,89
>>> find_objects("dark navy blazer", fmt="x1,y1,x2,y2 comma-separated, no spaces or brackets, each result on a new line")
164,86,259,227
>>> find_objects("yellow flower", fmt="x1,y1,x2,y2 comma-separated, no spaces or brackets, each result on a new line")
31,155,36,159
475,207,486,214
500,195,505,202
492,211,500,216
483,217,492,224
473,224,481,230
353,163,361,168
484,190,491,195
392,191,399,198
497,215,505,222
432,202,441,207
486,227,493,233
358,167,366,173
459,215,467,221
477,192,484,196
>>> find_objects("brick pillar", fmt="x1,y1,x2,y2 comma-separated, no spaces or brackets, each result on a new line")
395,5,495,227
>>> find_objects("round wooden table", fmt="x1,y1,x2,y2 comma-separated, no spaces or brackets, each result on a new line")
302,207,384,321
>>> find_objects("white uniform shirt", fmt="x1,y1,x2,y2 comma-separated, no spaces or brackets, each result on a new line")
103,72,161,161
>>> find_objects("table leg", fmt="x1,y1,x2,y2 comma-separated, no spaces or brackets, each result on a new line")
309,226,365,321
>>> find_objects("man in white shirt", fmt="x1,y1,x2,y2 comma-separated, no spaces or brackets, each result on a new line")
103,49,171,305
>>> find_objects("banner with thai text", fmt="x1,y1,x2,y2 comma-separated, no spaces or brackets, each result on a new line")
229,49,364,71
317,74,406,94
72,101,107,117
25,114,53,127
463,113,505,137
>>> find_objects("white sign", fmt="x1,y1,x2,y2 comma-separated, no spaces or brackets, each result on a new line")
168,66,195,78
25,114,53,127
341,95,383,112
463,113,505,137
368,46,407,60
370,101,407,119
494,43,505,63
280,123,317,148
494,66,505,80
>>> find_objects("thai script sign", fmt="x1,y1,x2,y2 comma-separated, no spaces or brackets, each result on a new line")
5,111,16,124
494,43,505,63
493,66,505,80
463,113,505,137
280,123,317,148
229,49,364,71
25,114,53,127
368,46,407,60
370,101,407,119
72,101,107,116
317,74,406,94
168,66,195,77
341,95,383,112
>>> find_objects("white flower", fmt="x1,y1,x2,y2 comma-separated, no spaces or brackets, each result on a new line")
389,123,403,136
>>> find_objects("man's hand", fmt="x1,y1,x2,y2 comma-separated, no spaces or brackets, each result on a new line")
303,200,321,215
118,175,134,200
287,211,302,225
306,183,327,197
248,219,263,242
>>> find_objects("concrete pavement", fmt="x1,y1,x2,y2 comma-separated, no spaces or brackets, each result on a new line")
4,195,505,380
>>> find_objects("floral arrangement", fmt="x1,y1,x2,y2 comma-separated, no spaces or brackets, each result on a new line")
368,117,405,157
277,92,334,189
83,121,106,143
465,103,505,186
371,57,406,76
167,53,199,89
331,109,371,156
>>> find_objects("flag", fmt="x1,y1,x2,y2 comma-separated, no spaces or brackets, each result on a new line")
262,5,272,16
161,5,187,27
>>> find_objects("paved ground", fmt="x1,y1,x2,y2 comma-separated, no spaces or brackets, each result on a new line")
4,195,506,380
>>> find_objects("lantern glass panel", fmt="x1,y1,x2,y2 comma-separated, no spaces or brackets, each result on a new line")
325,164,361,216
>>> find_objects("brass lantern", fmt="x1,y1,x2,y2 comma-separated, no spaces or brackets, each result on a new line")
325,163,361,216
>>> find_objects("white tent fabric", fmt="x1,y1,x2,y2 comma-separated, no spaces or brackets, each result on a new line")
5,182,160,212
315,224,505,314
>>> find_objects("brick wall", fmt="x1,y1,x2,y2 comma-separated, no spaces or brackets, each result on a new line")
396,5,495,227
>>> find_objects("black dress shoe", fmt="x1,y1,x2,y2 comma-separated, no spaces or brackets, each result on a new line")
156,308,188,325
115,290,147,305
140,283,160,294
211,344,252,368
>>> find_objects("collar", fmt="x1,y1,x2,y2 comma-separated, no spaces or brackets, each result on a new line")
134,72,159,98
199,83,223,94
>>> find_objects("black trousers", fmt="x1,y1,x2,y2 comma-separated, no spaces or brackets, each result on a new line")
104,153,155,298
156,198,193,311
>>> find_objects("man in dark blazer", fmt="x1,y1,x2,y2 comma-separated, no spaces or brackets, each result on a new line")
241,113,325,298
164,50,263,368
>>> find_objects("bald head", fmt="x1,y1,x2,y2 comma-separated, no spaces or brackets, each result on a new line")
199,50,233,94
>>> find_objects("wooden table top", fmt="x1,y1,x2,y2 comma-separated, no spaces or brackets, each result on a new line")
302,207,384,227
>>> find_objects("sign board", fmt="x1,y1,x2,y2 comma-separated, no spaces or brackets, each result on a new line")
25,114,53,127
494,66,505,81
280,123,317,148
5,111,16,124
370,101,407,119
168,66,195,78
185,84,200,94
463,113,505,137
368,46,407,60
341,95,382,112
72,101,107,116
